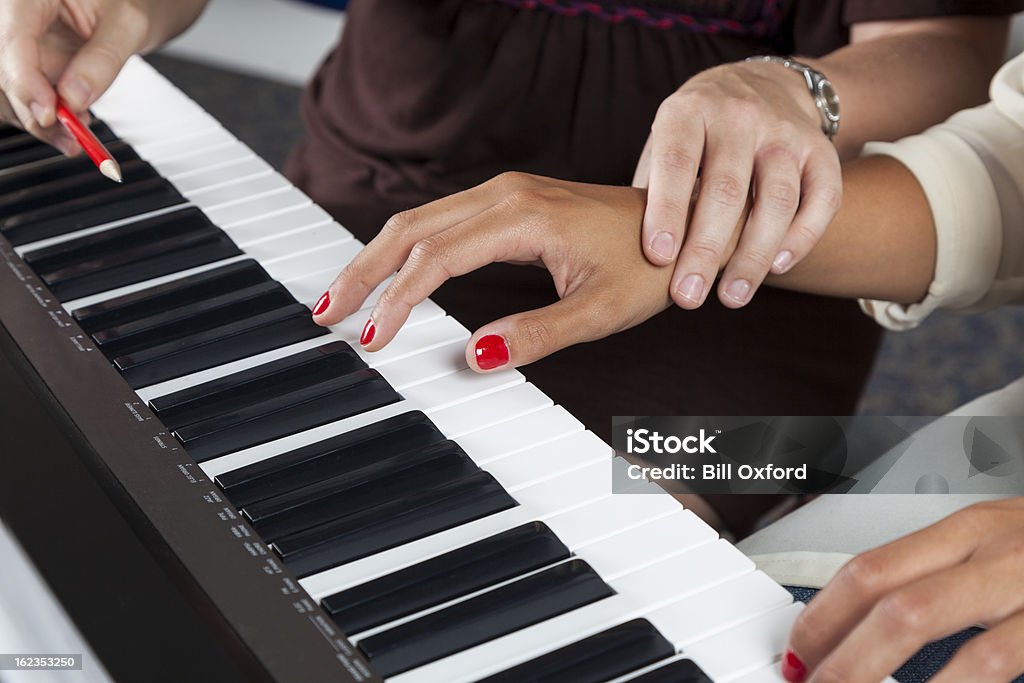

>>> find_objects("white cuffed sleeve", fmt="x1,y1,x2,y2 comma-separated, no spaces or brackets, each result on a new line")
858,56,1024,330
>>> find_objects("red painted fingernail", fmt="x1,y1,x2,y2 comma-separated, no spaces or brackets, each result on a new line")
474,335,509,370
781,650,807,682
360,318,376,346
312,291,331,316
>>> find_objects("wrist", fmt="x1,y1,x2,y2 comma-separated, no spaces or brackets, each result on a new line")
744,56,841,140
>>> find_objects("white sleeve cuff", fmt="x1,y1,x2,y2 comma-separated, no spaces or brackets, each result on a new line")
858,128,1003,331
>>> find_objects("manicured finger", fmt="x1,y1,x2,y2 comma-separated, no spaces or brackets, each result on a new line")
773,144,842,274
313,172,540,326
641,101,705,266
786,510,984,679
808,560,1023,683
930,610,1024,683
465,290,609,372
359,202,547,351
718,146,800,308
57,4,150,112
670,127,754,309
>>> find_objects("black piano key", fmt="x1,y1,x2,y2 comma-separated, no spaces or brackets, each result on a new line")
358,559,615,678
71,260,271,333
24,206,213,270
151,341,366,432
0,158,155,219
0,120,116,170
214,411,444,508
44,230,241,302
245,441,477,541
90,281,288,356
275,471,516,577
476,619,676,683
171,368,400,462
323,522,570,635
114,304,329,389
2,175,185,246
0,141,139,195
628,659,714,683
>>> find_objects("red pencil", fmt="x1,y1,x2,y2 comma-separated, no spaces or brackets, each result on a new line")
55,100,122,183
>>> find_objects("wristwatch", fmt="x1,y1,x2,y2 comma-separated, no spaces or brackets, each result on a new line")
745,55,840,140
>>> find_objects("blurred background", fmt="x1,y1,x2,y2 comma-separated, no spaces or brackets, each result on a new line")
154,0,1024,417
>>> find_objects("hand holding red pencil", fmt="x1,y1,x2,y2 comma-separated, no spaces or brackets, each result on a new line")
55,100,123,183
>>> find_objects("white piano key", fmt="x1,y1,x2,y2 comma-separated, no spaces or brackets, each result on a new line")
153,142,255,180
184,171,290,209
354,316,470,368
134,127,239,162
392,540,754,683
484,430,611,490
571,510,716,579
283,268,343,306
351,510,716,645
543,493,683,549
300,460,617,600
684,602,804,682
172,156,273,194
647,571,794,648
428,382,552,438
300,506,538,600
62,255,250,312
197,352,519,480
135,301,446,404
241,223,353,263
457,405,583,462
724,661,787,683
374,340,467,390
200,401,416,480
205,187,313,228
220,205,337,247
260,240,363,280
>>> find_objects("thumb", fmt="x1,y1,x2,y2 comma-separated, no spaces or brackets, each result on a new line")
466,294,607,372
57,5,149,112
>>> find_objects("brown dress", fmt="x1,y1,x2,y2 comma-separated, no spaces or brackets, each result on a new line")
285,0,1023,532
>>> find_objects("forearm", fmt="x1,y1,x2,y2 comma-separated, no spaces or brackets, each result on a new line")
801,17,1009,159
766,154,936,304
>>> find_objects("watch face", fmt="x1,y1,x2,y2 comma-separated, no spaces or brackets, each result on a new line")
817,80,840,120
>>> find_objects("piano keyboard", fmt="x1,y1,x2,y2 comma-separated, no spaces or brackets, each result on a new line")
0,57,803,683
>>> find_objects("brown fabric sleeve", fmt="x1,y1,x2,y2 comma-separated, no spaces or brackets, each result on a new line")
844,0,1024,25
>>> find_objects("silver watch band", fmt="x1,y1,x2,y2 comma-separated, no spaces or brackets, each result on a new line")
745,55,840,140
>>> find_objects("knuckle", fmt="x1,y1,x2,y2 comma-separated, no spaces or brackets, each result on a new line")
761,182,800,213
704,173,747,207
789,220,824,247
517,316,555,352
684,238,726,268
406,236,445,267
504,187,545,210
815,184,843,213
737,246,773,273
491,170,534,192
381,210,416,240
834,552,886,594
653,95,691,128
875,589,931,632
961,640,1014,678
655,146,700,176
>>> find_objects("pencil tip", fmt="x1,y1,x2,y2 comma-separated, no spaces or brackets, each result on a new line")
100,159,123,183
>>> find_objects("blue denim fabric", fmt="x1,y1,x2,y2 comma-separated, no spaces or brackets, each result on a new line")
296,0,348,9
787,587,1023,682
